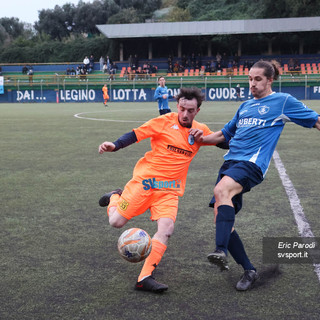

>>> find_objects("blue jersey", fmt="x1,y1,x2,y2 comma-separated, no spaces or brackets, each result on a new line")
222,92,318,176
154,86,173,110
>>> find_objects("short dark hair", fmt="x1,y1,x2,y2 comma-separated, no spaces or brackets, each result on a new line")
158,76,165,81
251,59,281,81
176,87,204,108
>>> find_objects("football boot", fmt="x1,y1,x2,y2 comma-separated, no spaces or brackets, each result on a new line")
99,189,123,207
236,270,259,291
207,249,230,271
135,276,168,293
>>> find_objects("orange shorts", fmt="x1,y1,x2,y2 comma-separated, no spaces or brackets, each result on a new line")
113,179,179,222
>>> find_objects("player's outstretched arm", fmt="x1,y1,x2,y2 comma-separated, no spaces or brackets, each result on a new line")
202,131,226,144
189,129,226,144
99,141,115,154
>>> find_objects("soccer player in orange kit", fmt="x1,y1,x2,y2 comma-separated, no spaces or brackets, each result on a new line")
102,83,109,106
98,87,226,293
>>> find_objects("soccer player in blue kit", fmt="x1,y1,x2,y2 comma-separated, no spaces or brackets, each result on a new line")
190,60,320,291
154,76,175,115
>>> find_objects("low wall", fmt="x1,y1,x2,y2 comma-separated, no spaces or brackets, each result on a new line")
2,85,320,103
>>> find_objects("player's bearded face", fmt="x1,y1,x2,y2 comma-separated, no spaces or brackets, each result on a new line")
249,67,273,99
177,98,199,128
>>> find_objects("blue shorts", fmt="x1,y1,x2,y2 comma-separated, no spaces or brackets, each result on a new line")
159,108,171,115
209,160,264,214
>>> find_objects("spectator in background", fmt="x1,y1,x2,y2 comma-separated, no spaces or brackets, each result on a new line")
83,56,90,69
216,52,222,64
294,59,301,73
22,66,28,74
89,54,95,71
234,53,240,67
66,68,71,77
70,67,76,76
222,52,228,68
76,65,81,78
80,65,87,81
106,56,112,71
109,62,118,80
288,58,295,73
99,56,105,71
167,55,172,69
0,66,2,76
210,60,217,73
173,61,180,74
205,61,211,73
27,66,34,84
181,55,187,69
103,62,109,74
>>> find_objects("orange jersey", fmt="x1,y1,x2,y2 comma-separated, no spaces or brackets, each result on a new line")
132,112,214,196
102,86,109,99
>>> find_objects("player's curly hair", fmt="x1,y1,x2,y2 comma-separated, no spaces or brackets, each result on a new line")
252,59,281,81
176,87,204,108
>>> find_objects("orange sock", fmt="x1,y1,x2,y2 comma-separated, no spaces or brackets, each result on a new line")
107,194,120,216
138,239,167,282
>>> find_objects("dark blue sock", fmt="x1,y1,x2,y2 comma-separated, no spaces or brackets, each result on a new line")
215,205,235,255
228,229,255,271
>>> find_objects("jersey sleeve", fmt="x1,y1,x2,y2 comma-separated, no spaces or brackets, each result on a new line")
283,95,319,128
133,116,166,142
222,109,239,140
154,87,161,100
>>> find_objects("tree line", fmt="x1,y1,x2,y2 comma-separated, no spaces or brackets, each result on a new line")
0,0,319,63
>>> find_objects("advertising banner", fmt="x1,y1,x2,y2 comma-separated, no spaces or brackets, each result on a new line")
0,86,319,103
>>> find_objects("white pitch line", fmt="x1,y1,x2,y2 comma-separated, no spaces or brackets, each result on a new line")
273,150,320,283
73,111,225,125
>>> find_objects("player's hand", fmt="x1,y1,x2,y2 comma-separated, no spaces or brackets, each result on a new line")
189,128,204,142
99,141,115,153
163,94,168,99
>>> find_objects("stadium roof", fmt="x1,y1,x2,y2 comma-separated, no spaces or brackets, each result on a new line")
97,17,320,39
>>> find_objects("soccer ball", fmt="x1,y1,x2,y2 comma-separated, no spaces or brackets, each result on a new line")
117,228,152,263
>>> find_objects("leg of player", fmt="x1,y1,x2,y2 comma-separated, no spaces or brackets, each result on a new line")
207,176,242,271
99,189,128,228
135,217,174,293
227,229,259,291
108,207,128,228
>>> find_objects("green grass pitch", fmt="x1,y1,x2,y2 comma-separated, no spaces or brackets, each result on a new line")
0,101,319,320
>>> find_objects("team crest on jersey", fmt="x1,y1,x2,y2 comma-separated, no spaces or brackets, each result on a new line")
258,105,270,115
119,199,129,211
171,124,179,130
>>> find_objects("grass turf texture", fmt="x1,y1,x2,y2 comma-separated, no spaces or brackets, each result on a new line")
0,101,319,320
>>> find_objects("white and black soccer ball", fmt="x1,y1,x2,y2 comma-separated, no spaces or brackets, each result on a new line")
117,228,152,263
